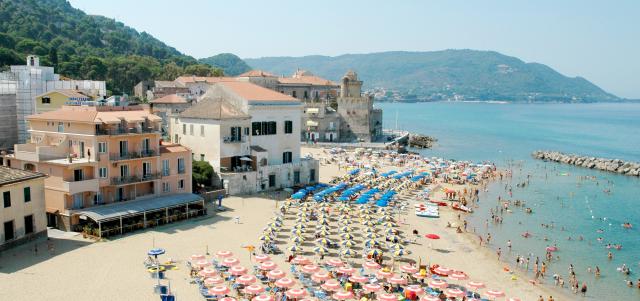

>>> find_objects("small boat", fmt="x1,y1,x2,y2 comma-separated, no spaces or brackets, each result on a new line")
429,200,448,206
452,203,473,213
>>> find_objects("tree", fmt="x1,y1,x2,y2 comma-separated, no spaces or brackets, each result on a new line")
0,48,22,66
192,161,214,190
158,62,183,81
80,56,107,80
184,64,222,77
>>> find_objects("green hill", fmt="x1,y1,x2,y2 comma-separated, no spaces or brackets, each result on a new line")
0,0,225,95
245,50,619,102
199,53,251,76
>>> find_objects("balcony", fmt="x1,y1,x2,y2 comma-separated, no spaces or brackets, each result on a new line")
96,127,158,136
109,150,157,161
62,178,100,194
223,136,248,143
110,173,161,186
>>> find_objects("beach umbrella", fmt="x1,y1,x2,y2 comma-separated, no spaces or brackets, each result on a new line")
275,277,296,288
204,276,224,286
507,298,521,301
340,249,355,257
485,290,505,299
363,261,381,270
392,249,406,257
254,254,271,262
293,224,306,230
381,221,396,228
404,285,424,296
216,250,234,258
367,249,382,257
313,246,329,254
424,234,440,240
291,236,304,244
260,261,278,270
321,279,342,291
433,266,452,276
449,271,468,281
364,227,376,233
339,226,353,232
252,294,274,301
340,233,354,240
291,256,311,265
259,235,272,242
364,233,378,239
291,229,304,236
387,275,407,285
364,239,381,248
312,271,331,282
326,258,344,267
332,291,354,300
244,284,265,295
428,279,448,289
400,264,418,274
375,269,392,279
236,274,257,285
363,283,382,292
316,230,331,236
208,286,230,296
221,257,240,267
412,272,427,280
219,297,236,301
267,269,286,280
229,265,248,275
420,296,440,301
301,264,320,274
191,254,206,262
377,293,398,301
445,289,465,298
336,266,356,275
286,288,308,299
288,245,302,253
316,238,333,245
384,229,396,235
467,281,485,290
340,240,356,247
148,248,165,257
195,259,212,268
387,243,403,250
348,275,368,283
199,268,217,277
362,221,375,227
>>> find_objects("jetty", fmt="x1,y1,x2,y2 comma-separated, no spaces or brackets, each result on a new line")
532,150,640,177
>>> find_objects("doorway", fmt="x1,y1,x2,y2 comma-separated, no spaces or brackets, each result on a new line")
3,220,14,241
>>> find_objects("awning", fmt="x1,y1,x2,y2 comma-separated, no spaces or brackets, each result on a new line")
306,108,319,114
306,120,319,127
74,193,203,223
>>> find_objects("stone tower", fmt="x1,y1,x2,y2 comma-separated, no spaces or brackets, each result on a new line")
340,70,363,98
337,70,381,142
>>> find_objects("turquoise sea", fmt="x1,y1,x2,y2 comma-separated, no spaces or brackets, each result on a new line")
377,102,640,300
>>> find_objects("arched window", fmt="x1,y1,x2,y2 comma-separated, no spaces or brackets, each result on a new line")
24,163,36,171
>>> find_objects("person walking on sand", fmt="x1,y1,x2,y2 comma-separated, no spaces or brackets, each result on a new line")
581,282,587,296
497,248,502,260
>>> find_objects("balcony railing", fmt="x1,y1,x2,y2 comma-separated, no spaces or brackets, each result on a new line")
110,173,161,185
62,178,99,195
96,127,158,136
109,150,156,161
223,136,247,143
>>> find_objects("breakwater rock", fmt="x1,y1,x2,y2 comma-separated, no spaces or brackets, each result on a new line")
409,134,437,149
532,151,640,177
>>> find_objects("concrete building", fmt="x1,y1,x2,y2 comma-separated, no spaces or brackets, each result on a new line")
0,166,47,251
134,80,190,101
170,81,318,195
0,73,18,149
0,55,106,143
149,94,193,139
1,104,199,235
35,90,93,113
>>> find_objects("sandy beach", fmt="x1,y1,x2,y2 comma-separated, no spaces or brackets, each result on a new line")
0,146,572,301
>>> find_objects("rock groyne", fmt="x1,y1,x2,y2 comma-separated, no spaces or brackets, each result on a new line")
408,134,437,149
532,151,640,177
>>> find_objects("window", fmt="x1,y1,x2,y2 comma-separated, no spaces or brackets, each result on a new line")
284,121,293,134
98,142,107,153
162,159,170,176
200,154,205,161
119,140,128,157
142,162,152,177
252,121,277,136
282,151,293,164
42,96,51,104
303,90,308,99
189,124,194,135
3,191,10,208
294,171,300,184
252,122,261,135
310,169,316,182
230,126,241,141
244,127,249,136
268,174,276,187
178,158,185,174
24,215,34,234
23,187,31,203
292,91,297,98
178,179,185,190
200,125,205,137
57,122,64,133
182,124,186,135
162,182,170,193
120,165,129,177
99,167,108,178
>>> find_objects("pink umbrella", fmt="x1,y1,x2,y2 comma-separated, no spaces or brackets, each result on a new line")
204,276,224,286
220,298,236,301
363,261,381,270
254,254,271,262
485,290,505,299
230,265,248,275
428,279,448,289
191,254,206,262
302,264,320,274
286,288,308,299
424,234,440,240
445,288,465,298
348,275,368,283
267,269,286,280
260,261,278,270
196,259,212,268
291,256,311,265
299,298,317,301
507,298,521,301
244,284,265,295
209,286,230,296
321,279,342,291
467,281,486,290
363,283,382,292
221,257,240,267
253,294,274,301
400,264,418,274
412,272,426,279
199,268,217,277
449,271,468,281
377,293,398,301
433,266,452,276
216,250,234,258
275,277,296,288
236,274,257,285
404,285,424,295
420,296,440,301
336,266,355,275
326,258,344,267
312,271,332,282
333,291,354,300
375,269,393,279
387,275,407,285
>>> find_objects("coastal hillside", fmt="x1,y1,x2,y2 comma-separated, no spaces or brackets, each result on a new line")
0,0,231,95
245,50,619,102
199,53,252,76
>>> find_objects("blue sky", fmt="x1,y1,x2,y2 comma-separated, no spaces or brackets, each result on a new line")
68,0,639,98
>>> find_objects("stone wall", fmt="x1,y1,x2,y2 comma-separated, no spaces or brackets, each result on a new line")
532,151,640,177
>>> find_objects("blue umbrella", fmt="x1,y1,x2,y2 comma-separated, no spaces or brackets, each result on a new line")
148,248,165,256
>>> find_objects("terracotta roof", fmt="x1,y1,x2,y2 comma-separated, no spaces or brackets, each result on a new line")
0,166,47,187
238,70,277,77
36,89,91,100
160,141,190,154
154,80,185,88
179,91,250,120
150,94,188,104
27,109,99,123
27,107,162,124
174,76,236,84
278,75,338,86
217,81,299,103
